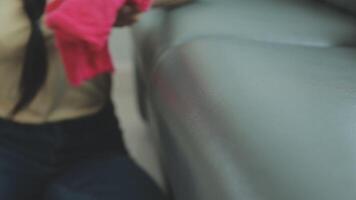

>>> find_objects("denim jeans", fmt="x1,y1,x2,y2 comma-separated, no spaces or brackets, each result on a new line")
0,103,165,200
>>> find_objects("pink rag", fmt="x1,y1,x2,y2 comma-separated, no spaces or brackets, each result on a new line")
45,0,153,86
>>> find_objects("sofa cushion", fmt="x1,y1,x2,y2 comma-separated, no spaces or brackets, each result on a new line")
133,0,356,73
165,0,356,48
324,0,356,13
153,38,356,200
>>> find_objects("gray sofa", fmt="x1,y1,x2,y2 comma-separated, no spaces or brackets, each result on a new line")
131,0,356,199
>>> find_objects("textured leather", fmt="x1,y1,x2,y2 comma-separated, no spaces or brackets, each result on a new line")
163,0,356,47
153,38,356,200
324,0,356,13
132,0,356,199
133,0,356,74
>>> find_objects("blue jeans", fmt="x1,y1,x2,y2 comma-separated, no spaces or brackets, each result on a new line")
0,103,165,200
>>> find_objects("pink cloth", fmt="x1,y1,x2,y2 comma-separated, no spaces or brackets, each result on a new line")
45,0,153,86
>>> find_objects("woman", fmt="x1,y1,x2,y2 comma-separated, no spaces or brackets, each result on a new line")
0,0,166,199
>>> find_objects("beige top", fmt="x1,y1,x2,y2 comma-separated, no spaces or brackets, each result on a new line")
0,0,112,124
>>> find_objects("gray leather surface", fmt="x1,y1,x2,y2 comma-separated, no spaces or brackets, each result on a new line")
151,38,356,200
165,0,356,47
132,0,356,199
324,0,356,13
133,0,356,75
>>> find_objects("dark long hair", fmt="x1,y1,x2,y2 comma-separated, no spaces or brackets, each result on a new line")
11,0,48,116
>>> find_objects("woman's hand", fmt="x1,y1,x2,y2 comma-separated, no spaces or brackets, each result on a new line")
114,3,141,27
152,0,190,7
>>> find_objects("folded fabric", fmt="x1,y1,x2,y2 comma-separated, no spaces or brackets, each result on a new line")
45,0,153,86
